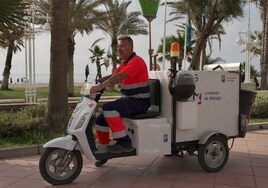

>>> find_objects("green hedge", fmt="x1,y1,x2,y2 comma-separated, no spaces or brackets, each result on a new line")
251,91,268,118
0,104,48,138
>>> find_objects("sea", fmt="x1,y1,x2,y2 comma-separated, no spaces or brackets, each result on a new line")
8,73,99,84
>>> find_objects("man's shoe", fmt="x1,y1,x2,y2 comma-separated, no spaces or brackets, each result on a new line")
95,159,108,167
106,143,134,153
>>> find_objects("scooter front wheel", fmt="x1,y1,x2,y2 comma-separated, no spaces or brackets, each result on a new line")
39,148,83,185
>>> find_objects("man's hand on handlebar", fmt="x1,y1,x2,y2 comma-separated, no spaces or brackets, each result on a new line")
90,83,105,94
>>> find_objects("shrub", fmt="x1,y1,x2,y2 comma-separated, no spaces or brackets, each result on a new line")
251,91,268,118
0,104,48,138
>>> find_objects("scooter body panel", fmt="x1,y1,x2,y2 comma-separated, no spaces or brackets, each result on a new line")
42,135,77,151
42,96,97,161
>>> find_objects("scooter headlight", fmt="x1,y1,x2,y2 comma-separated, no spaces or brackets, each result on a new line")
75,113,89,130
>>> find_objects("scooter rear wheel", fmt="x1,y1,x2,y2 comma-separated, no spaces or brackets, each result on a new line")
198,135,229,173
39,148,83,185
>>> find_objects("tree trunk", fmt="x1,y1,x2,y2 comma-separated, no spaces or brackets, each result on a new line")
201,43,207,70
261,0,268,89
190,35,206,70
47,0,69,131
1,40,14,90
111,37,118,72
96,60,102,79
67,37,75,96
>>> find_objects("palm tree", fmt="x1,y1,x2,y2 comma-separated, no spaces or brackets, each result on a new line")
253,0,268,89
0,28,24,90
156,30,194,70
89,44,106,80
35,0,110,96
47,0,69,130
0,0,28,90
0,0,28,32
167,0,246,70
95,0,148,72
203,54,225,65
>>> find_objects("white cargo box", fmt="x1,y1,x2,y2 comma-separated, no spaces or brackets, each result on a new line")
150,70,240,142
177,101,197,129
124,117,171,156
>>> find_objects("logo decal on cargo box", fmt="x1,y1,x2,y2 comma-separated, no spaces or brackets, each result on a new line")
163,134,168,143
221,75,226,83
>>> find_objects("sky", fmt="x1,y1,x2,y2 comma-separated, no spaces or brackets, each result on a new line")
0,0,262,83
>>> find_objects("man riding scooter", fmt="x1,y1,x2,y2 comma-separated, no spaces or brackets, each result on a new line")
90,36,151,166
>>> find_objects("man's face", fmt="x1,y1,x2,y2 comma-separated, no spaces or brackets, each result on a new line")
117,40,133,61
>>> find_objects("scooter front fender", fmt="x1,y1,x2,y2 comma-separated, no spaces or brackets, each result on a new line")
42,135,77,151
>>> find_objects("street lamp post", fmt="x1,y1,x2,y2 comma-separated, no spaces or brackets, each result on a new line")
144,15,155,71
139,0,160,71
24,8,36,104
236,1,252,83
24,5,50,103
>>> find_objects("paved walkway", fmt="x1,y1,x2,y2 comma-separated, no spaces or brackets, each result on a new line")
0,129,268,188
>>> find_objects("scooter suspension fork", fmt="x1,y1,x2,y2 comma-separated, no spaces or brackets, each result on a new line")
57,150,74,175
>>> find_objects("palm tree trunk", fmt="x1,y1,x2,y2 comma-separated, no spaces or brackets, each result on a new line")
96,60,102,79
47,0,69,131
190,35,206,70
67,37,75,96
1,40,14,90
261,0,268,89
111,37,118,72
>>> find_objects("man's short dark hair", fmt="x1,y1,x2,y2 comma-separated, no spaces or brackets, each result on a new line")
118,35,133,46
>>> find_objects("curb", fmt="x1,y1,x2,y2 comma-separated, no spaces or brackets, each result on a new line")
0,123,267,160
247,122,268,131
0,145,43,159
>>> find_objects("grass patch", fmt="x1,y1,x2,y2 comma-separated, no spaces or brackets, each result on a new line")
0,85,120,99
249,118,268,123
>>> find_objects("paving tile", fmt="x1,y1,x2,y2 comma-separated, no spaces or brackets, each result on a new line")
227,155,251,166
130,176,175,188
92,172,137,188
218,163,253,176
172,180,214,188
177,162,216,184
0,176,21,188
215,173,255,187
119,155,157,166
250,152,268,159
150,155,187,169
252,166,268,177
250,157,268,167
0,164,38,178
141,166,181,180
214,184,251,188
255,176,268,188
230,144,249,153
229,150,250,158
0,164,12,172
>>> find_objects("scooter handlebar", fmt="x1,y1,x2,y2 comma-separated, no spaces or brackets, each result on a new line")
80,82,104,102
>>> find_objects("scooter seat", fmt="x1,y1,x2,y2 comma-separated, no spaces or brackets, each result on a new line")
124,79,161,120
125,110,161,119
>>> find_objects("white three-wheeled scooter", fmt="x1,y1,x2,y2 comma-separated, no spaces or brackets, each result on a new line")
39,61,255,185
